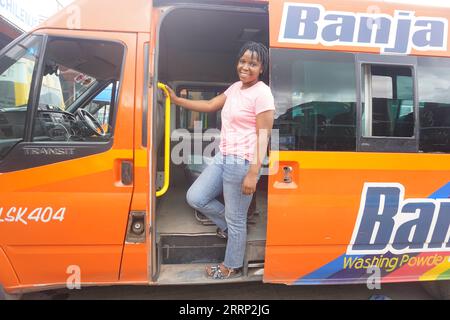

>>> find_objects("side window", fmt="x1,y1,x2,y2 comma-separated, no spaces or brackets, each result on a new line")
83,83,118,135
32,37,124,143
272,49,357,151
0,36,42,158
177,88,223,132
418,58,450,153
361,65,414,138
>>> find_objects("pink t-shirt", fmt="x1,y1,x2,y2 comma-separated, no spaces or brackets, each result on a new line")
220,81,275,162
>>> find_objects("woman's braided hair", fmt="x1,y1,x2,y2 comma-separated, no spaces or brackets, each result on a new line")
237,41,269,78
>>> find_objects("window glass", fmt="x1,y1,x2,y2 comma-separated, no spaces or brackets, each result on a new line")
33,38,124,143
0,36,42,157
362,65,414,138
418,58,450,153
271,49,357,151
398,76,414,100
372,76,393,99
178,89,223,131
83,83,117,134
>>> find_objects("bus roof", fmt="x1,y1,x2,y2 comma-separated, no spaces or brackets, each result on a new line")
37,0,450,57
39,0,153,33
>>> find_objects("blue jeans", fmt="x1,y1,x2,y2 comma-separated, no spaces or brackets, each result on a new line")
186,152,256,269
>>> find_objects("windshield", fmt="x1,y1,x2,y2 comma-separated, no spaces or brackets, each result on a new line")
0,36,41,110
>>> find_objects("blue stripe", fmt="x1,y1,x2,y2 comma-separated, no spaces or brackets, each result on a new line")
294,254,363,284
429,182,450,199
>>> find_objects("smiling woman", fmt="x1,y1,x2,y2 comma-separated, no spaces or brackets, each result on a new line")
163,40,275,279
237,42,268,89
152,7,273,284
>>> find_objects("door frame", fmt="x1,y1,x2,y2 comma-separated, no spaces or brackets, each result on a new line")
150,3,269,282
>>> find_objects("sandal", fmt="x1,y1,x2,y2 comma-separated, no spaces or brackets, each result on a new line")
216,228,228,239
195,211,211,223
206,263,241,280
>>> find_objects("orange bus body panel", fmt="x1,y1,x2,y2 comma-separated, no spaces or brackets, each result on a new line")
41,0,152,33
119,32,152,283
266,152,450,284
265,0,450,285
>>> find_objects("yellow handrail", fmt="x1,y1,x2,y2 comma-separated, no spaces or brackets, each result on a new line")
156,83,171,197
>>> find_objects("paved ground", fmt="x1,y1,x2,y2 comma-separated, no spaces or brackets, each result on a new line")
23,281,432,300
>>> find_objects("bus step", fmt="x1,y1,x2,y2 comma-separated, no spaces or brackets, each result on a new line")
160,235,226,265
157,263,264,285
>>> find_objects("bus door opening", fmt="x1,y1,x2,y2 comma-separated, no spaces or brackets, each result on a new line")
152,5,270,283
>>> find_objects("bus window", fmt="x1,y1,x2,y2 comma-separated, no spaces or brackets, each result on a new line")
271,49,357,152
361,65,415,138
418,57,450,153
0,35,42,158
178,88,223,132
84,83,117,133
32,37,124,143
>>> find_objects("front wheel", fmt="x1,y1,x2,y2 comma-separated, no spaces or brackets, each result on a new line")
422,281,450,300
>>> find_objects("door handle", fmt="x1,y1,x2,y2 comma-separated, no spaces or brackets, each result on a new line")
121,160,133,186
156,83,171,197
273,164,298,190
283,166,293,183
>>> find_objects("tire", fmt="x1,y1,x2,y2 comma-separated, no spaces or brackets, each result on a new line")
422,281,450,300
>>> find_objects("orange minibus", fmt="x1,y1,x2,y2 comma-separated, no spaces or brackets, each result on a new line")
0,0,450,299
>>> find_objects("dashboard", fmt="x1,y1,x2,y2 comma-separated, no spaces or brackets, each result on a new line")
0,108,109,143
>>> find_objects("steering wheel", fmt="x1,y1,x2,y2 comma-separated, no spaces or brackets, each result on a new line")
75,109,106,137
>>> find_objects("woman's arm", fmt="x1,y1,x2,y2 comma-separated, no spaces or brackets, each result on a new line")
165,86,226,113
242,110,275,195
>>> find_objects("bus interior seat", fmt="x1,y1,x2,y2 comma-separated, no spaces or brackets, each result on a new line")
315,114,327,134
394,112,414,137
331,110,355,128
329,110,356,150
372,98,391,136
423,103,450,126
420,103,450,151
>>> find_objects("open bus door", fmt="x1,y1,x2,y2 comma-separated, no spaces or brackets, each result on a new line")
264,0,450,286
